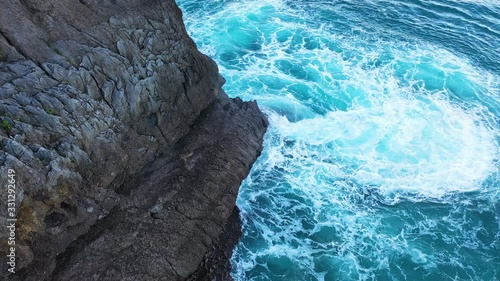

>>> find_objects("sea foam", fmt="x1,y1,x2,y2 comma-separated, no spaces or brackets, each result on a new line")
178,0,500,280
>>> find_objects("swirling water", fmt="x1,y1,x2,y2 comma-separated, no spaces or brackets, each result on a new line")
177,0,500,280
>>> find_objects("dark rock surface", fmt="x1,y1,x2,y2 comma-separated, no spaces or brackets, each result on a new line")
0,0,268,280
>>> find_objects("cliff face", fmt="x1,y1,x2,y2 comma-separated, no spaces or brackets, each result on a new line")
0,0,268,280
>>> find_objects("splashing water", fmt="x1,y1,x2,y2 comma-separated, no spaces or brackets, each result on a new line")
178,0,500,280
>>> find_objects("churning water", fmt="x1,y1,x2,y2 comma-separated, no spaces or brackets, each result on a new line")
178,0,500,280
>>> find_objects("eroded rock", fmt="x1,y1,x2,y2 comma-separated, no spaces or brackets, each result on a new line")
0,0,267,280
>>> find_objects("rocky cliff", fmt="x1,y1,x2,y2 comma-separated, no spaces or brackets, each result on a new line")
0,0,267,280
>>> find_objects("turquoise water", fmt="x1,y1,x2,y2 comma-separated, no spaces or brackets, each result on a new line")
177,0,500,280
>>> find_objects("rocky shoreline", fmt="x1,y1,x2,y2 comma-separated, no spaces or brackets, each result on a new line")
0,0,267,280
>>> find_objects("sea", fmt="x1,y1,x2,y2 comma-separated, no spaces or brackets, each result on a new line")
177,0,500,280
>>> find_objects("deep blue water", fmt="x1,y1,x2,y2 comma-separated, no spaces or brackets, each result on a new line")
177,0,500,280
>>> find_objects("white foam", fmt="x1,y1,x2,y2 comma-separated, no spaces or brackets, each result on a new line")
179,0,500,279
268,88,499,199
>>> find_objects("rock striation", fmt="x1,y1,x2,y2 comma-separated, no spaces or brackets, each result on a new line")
0,0,268,280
